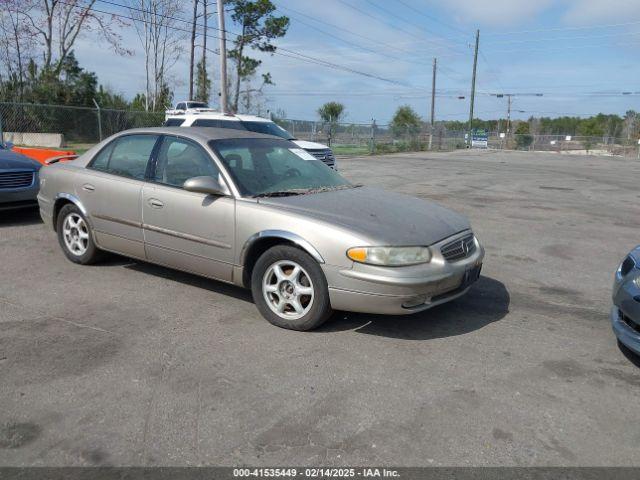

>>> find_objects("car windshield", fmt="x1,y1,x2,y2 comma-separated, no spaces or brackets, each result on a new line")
240,121,294,140
210,138,351,197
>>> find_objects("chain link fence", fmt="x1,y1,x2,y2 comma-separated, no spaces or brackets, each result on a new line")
0,102,164,148
0,101,638,158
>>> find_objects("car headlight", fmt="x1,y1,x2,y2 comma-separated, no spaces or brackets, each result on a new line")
347,246,432,266
634,277,640,288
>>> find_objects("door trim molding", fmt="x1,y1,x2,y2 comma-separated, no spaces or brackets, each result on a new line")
143,223,232,249
93,213,142,228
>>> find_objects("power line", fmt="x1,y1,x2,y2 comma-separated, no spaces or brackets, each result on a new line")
85,0,416,87
334,0,465,55
363,0,468,54
272,5,434,68
484,40,640,55
394,0,469,36
484,19,640,36
272,2,442,61
484,29,640,46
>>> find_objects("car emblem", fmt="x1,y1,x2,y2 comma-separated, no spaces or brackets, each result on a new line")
462,240,469,255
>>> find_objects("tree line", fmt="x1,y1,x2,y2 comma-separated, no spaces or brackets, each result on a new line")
0,0,289,113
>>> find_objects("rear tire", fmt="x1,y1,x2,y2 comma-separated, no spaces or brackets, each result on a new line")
251,245,333,331
56,204,102,265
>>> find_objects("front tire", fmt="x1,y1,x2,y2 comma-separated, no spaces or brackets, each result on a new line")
56,204,102,265
251,245,333,331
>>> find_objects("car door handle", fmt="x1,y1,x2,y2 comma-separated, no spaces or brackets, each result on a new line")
148,198,164,208
82,183,95,192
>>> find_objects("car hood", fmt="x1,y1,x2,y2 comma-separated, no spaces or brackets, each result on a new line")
258,186,470,246
292,139,330,150
0,150,41,170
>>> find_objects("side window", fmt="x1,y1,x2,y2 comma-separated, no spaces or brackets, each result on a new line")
176,103,186,111
89,142,114,172
154,136,221,188
106,135,158,180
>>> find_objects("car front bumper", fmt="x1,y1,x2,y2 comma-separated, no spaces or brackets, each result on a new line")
325,231,485,315
611,306,640,356
611,258,640,355
0,183,39,210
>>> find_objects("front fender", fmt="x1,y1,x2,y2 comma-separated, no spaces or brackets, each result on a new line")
240,230,325,265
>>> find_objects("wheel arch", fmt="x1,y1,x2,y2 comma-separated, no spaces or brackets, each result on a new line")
52,193,90,232
240,230,325,288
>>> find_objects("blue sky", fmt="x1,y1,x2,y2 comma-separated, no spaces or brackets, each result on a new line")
74,0,640,124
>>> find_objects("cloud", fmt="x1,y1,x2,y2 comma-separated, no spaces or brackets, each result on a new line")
562,0,640,25
434,0,555,26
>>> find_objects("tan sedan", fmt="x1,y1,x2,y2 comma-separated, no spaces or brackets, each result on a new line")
37,127,484,330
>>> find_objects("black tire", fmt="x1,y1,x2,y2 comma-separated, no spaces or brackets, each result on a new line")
251,245,333,331
56,204,102,265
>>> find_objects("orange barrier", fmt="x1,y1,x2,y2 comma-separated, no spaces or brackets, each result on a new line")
12,146,77,165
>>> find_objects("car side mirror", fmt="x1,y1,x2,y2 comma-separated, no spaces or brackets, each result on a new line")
183,176,229,196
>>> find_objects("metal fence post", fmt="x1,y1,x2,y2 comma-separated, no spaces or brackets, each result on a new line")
92,98,103,142
0,112,4,146
370,119,376,154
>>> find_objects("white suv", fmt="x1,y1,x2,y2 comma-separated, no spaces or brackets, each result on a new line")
164,112,337,170
165,101,215,116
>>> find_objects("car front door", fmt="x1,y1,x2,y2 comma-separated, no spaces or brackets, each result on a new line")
78,134,159,259
142,135,236,281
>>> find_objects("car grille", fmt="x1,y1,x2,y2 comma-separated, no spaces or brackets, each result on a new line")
306,149,336,168
441,233,476,262
621,255,636,277
0,170,34,189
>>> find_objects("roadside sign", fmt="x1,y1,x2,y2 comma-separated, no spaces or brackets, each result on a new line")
471,130,488,148
550,140,556,145
499,133,506,139
565,135,572,141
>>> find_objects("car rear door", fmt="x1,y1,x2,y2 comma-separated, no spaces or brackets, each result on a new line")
78,134,159,259
141,135,236,281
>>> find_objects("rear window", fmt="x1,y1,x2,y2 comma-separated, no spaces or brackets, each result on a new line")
164,118,185,127
187,102,209,109
191,119,246,130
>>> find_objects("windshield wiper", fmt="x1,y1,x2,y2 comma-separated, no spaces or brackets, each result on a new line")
254,189,308,198
303,184,363,195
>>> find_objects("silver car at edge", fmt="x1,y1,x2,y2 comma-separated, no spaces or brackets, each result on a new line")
37,127,485,331
612,246,640,356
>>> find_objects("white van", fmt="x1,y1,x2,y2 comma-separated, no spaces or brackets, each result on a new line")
164,112,337,170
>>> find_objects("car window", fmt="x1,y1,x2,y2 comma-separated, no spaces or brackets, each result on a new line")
191,119,246,130
90,142,115,172
164,118,185,127
103,135,158,180
176,103,185,110
187,102,208,109
154,136,221,188
210,138,350,197
241,121,294,140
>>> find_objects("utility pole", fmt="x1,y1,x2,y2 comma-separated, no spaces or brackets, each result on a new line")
189,0,199,100
429,58,437,150
467,29,480,147
217,0,229,113
506,94,512,136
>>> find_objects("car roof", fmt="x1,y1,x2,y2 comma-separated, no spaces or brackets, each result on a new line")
114,126,283,142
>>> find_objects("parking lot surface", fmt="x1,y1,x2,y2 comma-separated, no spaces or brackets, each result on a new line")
1,149,640,466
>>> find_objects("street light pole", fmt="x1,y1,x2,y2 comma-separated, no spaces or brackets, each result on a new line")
429,58,437,150
467,29,480,147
